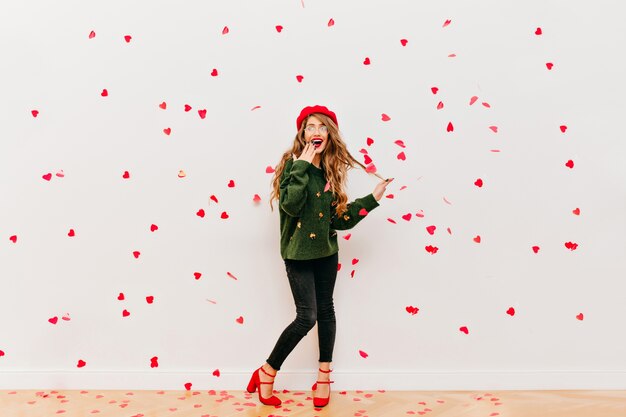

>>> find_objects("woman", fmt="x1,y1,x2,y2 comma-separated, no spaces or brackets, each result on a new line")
247,105,393,408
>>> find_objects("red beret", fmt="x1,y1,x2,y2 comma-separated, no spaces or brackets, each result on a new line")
296,105,338,131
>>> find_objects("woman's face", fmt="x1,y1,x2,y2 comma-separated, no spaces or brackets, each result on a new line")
303,115,329,154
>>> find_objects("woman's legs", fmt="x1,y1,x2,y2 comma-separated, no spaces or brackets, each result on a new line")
263,253,338,399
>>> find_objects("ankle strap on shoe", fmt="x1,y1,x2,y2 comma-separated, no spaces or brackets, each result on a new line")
260,366,276,378
318,368,333,373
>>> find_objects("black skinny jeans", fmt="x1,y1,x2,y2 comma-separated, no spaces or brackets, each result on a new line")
266,252,338,371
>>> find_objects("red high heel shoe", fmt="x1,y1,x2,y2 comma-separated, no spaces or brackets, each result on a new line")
247,366,282,406
311,368,334,408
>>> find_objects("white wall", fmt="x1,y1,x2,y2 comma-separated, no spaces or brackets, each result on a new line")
1,0,625,390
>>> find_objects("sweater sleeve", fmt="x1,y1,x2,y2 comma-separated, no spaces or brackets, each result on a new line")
279,159,311,217
330,193,380,230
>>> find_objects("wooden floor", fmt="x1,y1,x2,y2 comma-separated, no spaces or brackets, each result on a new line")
2,389,626,417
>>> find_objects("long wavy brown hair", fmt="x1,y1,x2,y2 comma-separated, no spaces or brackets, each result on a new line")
269,113,367,217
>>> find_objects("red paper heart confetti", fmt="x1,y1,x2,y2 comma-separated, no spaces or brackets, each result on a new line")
122,171,130,179
227,272,238,280
359,350,368,358
352,258,359,265
394,139,405,148
159,102,166,110
196,209,205,218
365,163,376,173
117,293,125,300
42,173,52,181
68,229,75,237
443,19,451,27
150,224,158,232
459,326,469,334
469,96,478,105
328,18,335,27
276,25,283,33
443,197,452,204
397,152,406,161
572,208,580,215
425,245,438,254
265,165,275,173
483,102,491,108
351,270,356,278
359,208,369,216
473,235,481,243
576,313,584,321
48,317,58,325
31,110,39,117
146,296,154,304
381,113,391,122
211,69,218,76
236,316,244,324
363,154,373,165
56,170,64,178
163,128,171,135
489,126,498,133
184,383,192,391
124,35,132,43
363,57,371,65
89,31,96,39
227,179,235,187
426,225,436,235
220,211,229,219
251,105,261,110
535,27,542,35
474,178,483,187
77,360,86,368
437,101,444,110
415,210,424,218
210,195,219,203
565,160,574,168
222,26,229,35
560,125,567,133
324,181,331,192
506,307,515,316
150,356,159,368
132,251,140,258
343,233,351,240
198,109,207,119
366,137,374,146
546,62,554,70
448,53,456,58
447,227,452,234
405,306,419,315
400,39,408,46
337,263,342,271
212,369,220,377
122,309,130,317
564,241,578,250
431,87,439,94
402,213,412,221
101,89,108,97
386,194,394,199
194,272,202,280
532,246,540,253
296,74,304,83
387,218,397,224
447,122,454,132
253,194,261,202
184,104,192,112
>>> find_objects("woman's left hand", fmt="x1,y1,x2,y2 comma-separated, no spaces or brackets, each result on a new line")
372,178,394,201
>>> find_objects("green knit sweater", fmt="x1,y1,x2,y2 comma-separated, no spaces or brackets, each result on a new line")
279,159,380,260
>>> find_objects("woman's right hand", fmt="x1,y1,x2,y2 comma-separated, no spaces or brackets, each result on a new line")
293,142,316,164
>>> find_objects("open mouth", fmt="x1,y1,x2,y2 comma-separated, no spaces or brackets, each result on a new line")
312,139,323,148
